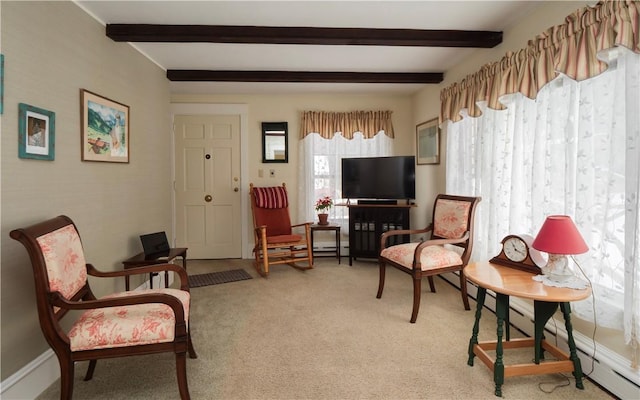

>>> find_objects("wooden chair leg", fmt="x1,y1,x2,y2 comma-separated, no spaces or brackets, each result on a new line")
376,261,386,298
58,355,75,400
411,277,421,323
261,242,270,277
253,246,267,277
459,270,471,310
176,352,191,400
427,276,436,292
187,333,198,359
84,359,97,381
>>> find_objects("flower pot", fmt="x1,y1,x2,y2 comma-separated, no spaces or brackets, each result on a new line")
317,213,329,225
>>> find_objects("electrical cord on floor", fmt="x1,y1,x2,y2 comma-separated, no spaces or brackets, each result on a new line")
535,256,598,394
538,374,572,393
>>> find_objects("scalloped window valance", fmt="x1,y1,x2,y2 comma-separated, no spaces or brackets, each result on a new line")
300,110,394,139
440,0,640,123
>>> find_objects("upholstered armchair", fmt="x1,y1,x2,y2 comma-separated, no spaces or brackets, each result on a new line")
249,183,314,277
9,215,197,399
377,194,481,323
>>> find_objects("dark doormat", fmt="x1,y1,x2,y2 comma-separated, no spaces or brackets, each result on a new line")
188,269,253,288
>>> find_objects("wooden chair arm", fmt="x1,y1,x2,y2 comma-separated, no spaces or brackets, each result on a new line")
49,291,187,325
291,221,312,228
380,224,433,250
87,263,190,291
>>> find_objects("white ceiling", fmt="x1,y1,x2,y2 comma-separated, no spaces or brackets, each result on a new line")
76,1,539,95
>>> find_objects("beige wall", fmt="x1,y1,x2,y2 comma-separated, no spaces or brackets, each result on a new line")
1,2,173,380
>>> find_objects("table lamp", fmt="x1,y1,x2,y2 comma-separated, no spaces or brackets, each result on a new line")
532,215,588,282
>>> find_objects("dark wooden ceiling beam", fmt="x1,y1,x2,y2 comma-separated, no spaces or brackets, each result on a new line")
166,70,443,84
107,24,502,48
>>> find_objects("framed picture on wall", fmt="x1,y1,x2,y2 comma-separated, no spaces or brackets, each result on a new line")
18,103,55,161
416,118,440,165
80,89,130,163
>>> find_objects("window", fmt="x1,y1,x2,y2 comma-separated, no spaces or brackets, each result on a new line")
445,48,640,336
298,132,393,232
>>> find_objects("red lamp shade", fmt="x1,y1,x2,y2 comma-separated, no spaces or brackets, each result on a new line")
532,215,588,254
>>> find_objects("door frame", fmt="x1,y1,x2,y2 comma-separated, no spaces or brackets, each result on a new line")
170,103,250,259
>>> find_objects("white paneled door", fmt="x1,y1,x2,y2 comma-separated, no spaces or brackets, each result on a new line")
174,114,241,259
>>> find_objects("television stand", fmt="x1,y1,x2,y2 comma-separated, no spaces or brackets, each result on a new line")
357,199,397,205
346,203,414,265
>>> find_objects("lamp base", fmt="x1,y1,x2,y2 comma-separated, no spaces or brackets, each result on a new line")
541,253,575,283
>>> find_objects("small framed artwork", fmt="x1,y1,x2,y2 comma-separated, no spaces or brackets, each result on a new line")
80,89,129,163
416,118,440,165
18,103,55,161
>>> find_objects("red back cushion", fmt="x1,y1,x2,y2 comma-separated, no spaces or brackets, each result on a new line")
253,186,288,208
252,186,292,236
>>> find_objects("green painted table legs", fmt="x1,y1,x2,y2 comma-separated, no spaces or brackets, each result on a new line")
467,289,509,396
533,301,584,389
467,287,486,366
561,302,585,389
468,296,585,397
533,300,558,363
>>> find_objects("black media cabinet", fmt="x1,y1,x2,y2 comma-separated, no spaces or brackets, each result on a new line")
346,204,413,265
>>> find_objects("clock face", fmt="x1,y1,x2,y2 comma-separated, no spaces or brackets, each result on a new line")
504,236,527,262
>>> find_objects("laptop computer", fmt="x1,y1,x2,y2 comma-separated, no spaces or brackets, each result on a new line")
140,231,171,259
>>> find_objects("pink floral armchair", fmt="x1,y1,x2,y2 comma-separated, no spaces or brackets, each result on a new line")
10,215,197,399
377,194,481,323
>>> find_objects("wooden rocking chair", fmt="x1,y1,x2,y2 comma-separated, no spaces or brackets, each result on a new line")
249,183,314,277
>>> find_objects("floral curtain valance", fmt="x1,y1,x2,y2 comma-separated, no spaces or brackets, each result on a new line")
440,0,640,123
300,110,395,140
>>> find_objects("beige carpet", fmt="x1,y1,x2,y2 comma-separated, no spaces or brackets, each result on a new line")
37,258,614,400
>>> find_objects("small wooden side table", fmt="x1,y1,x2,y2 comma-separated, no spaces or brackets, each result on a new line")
464,261,591,397
122,248,188,291
310,224,341,264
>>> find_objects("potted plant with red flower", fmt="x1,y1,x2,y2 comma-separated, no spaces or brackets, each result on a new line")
315,196,333,225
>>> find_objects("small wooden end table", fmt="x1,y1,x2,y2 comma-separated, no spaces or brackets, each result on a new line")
122,248,188,291
310,224,341,264
464,261,591,397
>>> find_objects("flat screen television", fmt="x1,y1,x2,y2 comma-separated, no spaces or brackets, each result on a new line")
342,156,416,201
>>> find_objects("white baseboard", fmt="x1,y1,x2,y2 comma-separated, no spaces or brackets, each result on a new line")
442,271,639,400
0,349,58,400
0,273,172,399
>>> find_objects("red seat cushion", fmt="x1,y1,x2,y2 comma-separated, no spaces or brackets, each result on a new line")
266,234,302,244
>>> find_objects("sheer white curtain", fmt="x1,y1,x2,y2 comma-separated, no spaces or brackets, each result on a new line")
298,132,393,233
446,48,640,361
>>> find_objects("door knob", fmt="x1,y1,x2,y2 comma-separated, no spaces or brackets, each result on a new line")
204,195,212,202
234,187,239,192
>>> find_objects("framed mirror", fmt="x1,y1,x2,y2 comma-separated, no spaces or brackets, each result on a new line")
262,122,288,163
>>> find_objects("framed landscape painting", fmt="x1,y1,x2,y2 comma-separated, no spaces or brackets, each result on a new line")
18,103,55,161
416,118,440,165
81,89,129,163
